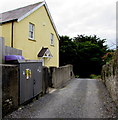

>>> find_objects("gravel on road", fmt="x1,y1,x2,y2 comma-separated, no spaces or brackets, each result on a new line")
4,78,118,118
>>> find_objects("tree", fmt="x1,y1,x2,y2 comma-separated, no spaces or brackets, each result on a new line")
59,35,109,77
59,36,77,66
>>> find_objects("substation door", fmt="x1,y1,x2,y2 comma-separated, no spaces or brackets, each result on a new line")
19,62,42,104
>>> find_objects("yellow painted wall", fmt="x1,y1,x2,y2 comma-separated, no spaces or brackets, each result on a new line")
1,5,59,67
0,25,2,37
0,23,12,46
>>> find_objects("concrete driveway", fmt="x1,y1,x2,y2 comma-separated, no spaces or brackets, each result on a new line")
5,78,118,118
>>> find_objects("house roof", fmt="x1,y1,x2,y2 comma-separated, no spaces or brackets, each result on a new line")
0,2,42,23
0,1,60,39
37,48,53,58
38,48,48,57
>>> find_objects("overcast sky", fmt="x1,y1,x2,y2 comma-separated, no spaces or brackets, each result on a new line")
0,0,117,48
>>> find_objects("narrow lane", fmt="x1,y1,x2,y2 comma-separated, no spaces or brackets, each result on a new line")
5,79,118,118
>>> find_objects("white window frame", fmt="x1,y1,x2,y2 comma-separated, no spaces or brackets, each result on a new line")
29,23,35,40
50,33,54,45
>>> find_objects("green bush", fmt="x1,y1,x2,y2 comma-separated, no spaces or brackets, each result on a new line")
90,74,101,79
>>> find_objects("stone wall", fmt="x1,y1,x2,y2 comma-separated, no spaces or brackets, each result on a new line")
2,64,19,117
50,65,75,88
101,50,118,107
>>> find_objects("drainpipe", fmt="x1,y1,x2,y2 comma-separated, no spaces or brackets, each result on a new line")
11,21,14,48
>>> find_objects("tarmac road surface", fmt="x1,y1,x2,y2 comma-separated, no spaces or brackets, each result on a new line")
5,78,118,118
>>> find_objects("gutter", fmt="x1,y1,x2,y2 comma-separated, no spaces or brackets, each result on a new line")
11,21,14,48
0,19,17,25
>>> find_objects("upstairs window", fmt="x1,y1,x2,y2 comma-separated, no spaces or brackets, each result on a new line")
29,23,35,40
50,33,54,45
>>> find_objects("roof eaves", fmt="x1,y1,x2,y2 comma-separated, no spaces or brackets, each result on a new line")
17,1,45,22
0,19,17,24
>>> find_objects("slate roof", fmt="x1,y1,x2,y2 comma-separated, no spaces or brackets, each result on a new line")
0,2,42,23
38,48,48,57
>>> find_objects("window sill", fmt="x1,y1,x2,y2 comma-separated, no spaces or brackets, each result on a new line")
28,38,36,42
50,44,54,47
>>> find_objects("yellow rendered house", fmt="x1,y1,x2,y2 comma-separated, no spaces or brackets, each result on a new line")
0,1,59,67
